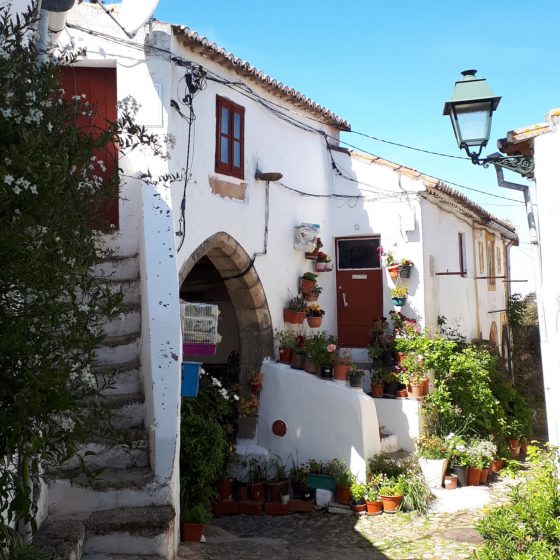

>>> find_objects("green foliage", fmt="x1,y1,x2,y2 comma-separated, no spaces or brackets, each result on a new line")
400,474,431,514
473,446,560,560
368,453,417,480
350,479,367,502
415,434,448,460
303,331,336,365
274,329,297,349
180,371,238,513
286,295,306,312
181,503,209,525
328,458,354,487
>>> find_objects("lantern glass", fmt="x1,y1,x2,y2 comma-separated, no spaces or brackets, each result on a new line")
451,100,494,149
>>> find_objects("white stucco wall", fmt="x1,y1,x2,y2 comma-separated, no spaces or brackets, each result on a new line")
533,124,560,446
257,361,381,481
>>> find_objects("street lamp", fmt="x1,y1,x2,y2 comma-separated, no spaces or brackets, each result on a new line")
443,69,501,163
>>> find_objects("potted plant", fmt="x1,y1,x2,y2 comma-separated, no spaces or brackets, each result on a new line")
274,329,297,363
378,477,404,513
415,434,449,489
305,303,325,328
305,459,337,492
266,457,288,503
314,251,331,272
300,272,318,295
303,332,324,374
384,250,401,280
401,353,427,399
248,370,264,394
348,366,365,388
391,286,409,307
291,335,306,370
364,483,383,515
303,284,323,302
288,457,309,498
447,435,468,486
334,353,352,382
370,367,388,398
319,339,338,379
283,295,306,324
464,440,485,486
181,503,209,542
473,439,497,484
399,258,414,278
350,479,367,513
330,458,354,505
247,456,267,502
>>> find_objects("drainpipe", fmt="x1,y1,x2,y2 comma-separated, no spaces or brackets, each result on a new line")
37,0,75,66
37,5,49,66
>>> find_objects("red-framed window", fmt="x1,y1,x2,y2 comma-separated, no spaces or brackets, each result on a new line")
215,95,245,179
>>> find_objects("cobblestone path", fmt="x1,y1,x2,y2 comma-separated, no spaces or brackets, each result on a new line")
178,474,514,560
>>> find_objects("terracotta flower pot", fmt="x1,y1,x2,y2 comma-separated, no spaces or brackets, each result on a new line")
278,347,292,364
380,495,402,513
408,383,423,399
291,352,305,370
422,378,429,396
304,358,319,375
181,522,204,542
444,474,458,490
267,481,288,503
303,293,319,302
216,478,234,501
300,278,316,295
307,316,322,328
387,265,400,280
333,363,350,381
283,309,305,324
509,439,521,457
371,382,384,398
479,467,490,484
365,499,383,515
395,389,408,398
467,467,482,486
351,501,367,513
249,481,266,502
336,485,351,505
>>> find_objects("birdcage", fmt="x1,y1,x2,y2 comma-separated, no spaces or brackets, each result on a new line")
181,302,221,356
293,223,320,251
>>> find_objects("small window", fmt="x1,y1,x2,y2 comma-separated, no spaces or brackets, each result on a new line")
478,241,485,273
458,233,467,277
496,246,502,275
215,96,244,179
337,237,381,270
486,235,496,289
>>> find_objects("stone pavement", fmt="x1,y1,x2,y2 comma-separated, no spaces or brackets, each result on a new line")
178,474,515,560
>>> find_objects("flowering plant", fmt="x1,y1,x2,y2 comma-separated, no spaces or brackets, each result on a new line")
415,434,448,460
293,335,306,356
315,251,331,263
305,303,325,317
391,286,409,298
399,258,414,267
400,353,427,384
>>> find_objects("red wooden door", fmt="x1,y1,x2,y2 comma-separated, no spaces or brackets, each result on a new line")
336,237,383,347
61,67,119,229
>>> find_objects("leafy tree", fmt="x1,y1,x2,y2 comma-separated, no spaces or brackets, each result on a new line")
0,6,172,552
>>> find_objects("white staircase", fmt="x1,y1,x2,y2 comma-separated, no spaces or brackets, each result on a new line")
40,252,175,559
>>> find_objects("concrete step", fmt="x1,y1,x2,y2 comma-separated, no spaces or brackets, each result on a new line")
46,468,173,517
34,518,85,560
101,305,141,338
83,393,145,430
95,333,140,367
91,255,140,282
83,555,164,560
94,360,142,396
84,506,175,557
103,279,140,307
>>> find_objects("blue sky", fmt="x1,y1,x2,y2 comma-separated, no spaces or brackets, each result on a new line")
153,0,560,293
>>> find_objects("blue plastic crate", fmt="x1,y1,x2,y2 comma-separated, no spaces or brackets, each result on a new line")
307,474,336,492
181,362,201,397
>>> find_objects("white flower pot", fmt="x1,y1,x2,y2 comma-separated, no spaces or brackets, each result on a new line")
418,458,448,488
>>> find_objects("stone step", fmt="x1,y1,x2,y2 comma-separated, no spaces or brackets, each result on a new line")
84,506,175,557
57,435,149,472
34,518,85,560
103,278,140,307
46,468,172,517
91,255,140,282
95,334,140,367
83,555,165,560
83,393,145,430
101,305,141,338
94,360,142,396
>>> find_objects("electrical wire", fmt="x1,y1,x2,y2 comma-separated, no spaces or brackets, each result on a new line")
67,22,523,206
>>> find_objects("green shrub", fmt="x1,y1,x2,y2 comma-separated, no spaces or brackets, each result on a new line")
473,446,560,559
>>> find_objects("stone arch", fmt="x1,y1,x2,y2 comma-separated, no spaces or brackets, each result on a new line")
179,232,273,437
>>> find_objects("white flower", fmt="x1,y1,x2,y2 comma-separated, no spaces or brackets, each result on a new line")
47,122,53,132
29,185,38,195
13,185,21,195
4,175,14,185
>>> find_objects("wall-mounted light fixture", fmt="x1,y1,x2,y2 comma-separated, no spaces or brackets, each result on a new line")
255,170,283,181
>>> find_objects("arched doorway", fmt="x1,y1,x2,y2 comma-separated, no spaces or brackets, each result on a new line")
178,232,273,438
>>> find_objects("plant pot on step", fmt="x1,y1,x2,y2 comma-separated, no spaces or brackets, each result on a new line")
291,352,305,370
371,382,384,398
395,389,408,398
365,499,383,515
278,347,292,364
304,358,319,375
333,363,350,381
181,523,205,542
267,481,288,503
452,465,468,487
336,485,351,505
320,366,333,380
216,478,234,501
380,495,402,513
479,467,490,484
249,481,266,502
351,501,367,513
408,383,423,399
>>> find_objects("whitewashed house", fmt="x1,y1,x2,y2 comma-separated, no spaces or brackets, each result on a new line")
11,1,518,557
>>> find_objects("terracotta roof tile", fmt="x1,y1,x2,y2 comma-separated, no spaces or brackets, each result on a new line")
171,25,350,131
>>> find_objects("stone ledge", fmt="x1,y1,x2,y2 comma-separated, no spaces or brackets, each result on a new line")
34,518,85,560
